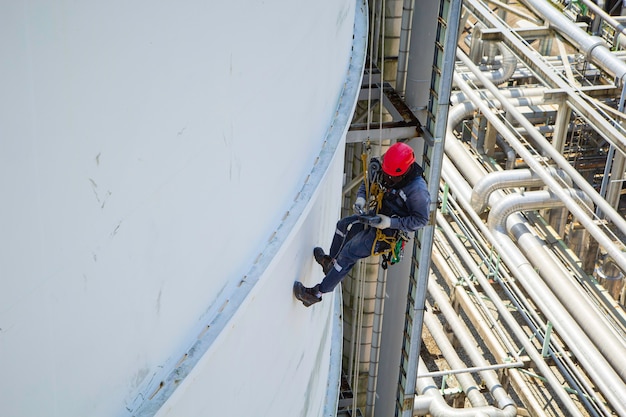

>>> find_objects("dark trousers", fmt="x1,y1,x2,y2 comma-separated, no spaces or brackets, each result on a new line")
319,215,390,293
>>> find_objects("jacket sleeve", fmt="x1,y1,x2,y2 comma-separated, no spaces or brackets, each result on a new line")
389,178,431,232
357,181,367,200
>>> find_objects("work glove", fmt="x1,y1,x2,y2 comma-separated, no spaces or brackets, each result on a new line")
353,196,366,214
373,214,391,229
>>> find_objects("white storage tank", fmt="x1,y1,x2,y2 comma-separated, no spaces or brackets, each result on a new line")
0,1,366,416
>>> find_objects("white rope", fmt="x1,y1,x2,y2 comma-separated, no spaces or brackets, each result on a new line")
351,261,367,414
378,0,386,155
350,2,389,414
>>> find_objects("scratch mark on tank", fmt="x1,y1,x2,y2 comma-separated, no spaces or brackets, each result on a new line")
111,221,122,237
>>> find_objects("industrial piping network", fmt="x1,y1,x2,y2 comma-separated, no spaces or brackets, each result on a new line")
431,61,626,417
407,1,626,415
343,1,626,415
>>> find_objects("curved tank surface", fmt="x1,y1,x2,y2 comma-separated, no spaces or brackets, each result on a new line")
0,1,366,416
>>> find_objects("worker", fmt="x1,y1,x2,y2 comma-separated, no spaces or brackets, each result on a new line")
294,142,431,307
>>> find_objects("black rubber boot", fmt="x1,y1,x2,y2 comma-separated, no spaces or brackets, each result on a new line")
293,282,322,307
313,247,333,275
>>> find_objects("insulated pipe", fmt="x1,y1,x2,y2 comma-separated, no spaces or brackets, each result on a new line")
395,0,414,96
495,135,516,169
470,167,572,213
488,201,626,415
521,0,626,82
578,0,626,49
453,54,626,273
487,190,593,232
446,93,549,170
366,267,388,417
466,23,518,86
426,280,517,416
431,230,569,417
464,0,626,156
422,309,490,409
414,358,514,417
488,191,626,353
437,164,600,416
450,87,546,105
448,96,548,129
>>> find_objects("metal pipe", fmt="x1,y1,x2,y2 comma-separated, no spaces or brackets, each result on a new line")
487,190,626,349
395,0,414,96
422,309,490,408
444,83,624,402
521,0,626,82
464,27,517,86
431,226,564,417
464,0,626,154
441,151,616,415
414,358,515,417
435,170,596,416
453,53,626,273
488,200,626,415
470,167,572,213
366,267,388,417
450,87,546,105
579,0,626,47
426,281,517,415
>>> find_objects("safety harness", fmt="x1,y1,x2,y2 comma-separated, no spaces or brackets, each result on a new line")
361,151,409,269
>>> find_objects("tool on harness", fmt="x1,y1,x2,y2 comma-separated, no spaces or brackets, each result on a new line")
360,151,407,268
357,214,381,226
381,231,409,269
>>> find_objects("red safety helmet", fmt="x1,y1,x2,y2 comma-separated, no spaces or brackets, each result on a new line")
382,142,415,177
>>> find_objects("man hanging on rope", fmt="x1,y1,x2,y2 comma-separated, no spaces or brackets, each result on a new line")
294,142,431,307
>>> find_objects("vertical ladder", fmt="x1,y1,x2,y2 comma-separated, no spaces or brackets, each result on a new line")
394,1,462,416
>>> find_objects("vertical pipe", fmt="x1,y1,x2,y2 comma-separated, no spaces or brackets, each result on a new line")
454,51,626,272
365,268,388,417
551,98,571,154
395,0,415,96
426,280,517,415
434,201,588,417
422,309,489,408
602,83,626,211
489,212,626,415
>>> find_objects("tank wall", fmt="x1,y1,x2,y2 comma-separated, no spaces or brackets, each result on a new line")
154,150,346,417
0,0,358,416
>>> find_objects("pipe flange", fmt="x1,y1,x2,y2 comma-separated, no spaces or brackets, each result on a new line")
585,36,607,60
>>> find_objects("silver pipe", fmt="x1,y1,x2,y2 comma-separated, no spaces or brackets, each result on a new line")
488,190,626,346
453,53,626,273
471,167,572,213
446,93,548,178
521,0,626,82
488,200,626,415
579,0,626,48
366,267,388,417
448,95,548,128
464,0,626,154
437,165,598,416
431,219,569,417
444,189,614,417
414,358,516,417
422,309,490,408
450,87,546,105
495,134,516,169
426,280,517,415
395,0,414,96
467,39,517,86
